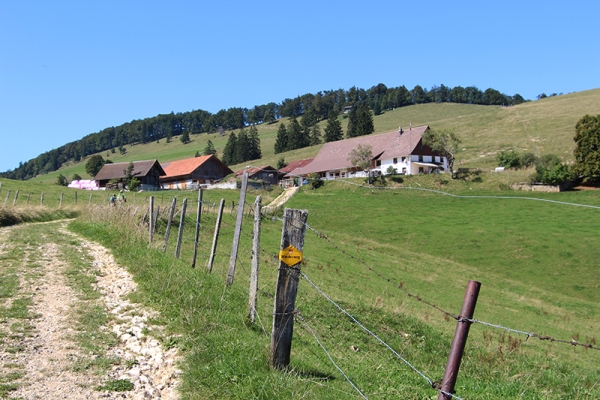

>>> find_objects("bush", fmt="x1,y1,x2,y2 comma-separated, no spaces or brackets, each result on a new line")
308,173,323,189
496,150,521,169
128,177,141,192
531,154,573,185
520,152,537,168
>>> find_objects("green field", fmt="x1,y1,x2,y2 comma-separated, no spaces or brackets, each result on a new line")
29,88,600,185
57,180,599,398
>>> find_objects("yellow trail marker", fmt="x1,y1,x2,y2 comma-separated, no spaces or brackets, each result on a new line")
279,245,303,267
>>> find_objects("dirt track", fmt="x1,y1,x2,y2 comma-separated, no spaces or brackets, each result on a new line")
0,221,180,399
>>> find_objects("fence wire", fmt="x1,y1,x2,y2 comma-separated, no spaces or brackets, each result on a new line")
300,271,463,400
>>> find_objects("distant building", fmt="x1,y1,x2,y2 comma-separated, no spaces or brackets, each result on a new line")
284,125,448,179
234,165,280,185
279,158,314,186
160,155,233,190
94,160,165,190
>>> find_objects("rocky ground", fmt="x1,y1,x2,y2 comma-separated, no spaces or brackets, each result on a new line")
0,221,181,399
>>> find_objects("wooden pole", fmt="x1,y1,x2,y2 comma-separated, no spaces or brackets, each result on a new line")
163,197,177,252
59,192,63,208
227,172,248,286
75,191,78,204
149,196,155,244
26,192,30,205
12,190,19,207
175,198,188,259
191,189,203,268
4,190,10,207
207,199,225,272
270,208,309,369
438,280,481,400
40,192,44,206
248,196,262,324
153,206,160,238
89,193,92,205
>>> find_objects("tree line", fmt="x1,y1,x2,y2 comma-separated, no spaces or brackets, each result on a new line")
1,82,527,180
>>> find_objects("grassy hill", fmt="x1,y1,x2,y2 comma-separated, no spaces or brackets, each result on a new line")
30,88,600,185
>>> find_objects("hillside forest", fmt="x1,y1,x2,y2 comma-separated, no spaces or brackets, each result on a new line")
0,83,526,180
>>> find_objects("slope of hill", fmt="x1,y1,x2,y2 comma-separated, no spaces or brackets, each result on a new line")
31,88,600,185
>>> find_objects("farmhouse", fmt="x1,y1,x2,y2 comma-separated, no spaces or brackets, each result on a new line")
285,125,448,180
279,158,314,187
234,165,280,185
94,160,165,190
160,155,233,190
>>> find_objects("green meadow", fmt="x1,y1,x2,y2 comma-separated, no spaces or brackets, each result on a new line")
30,88,600,185
59,178,600,398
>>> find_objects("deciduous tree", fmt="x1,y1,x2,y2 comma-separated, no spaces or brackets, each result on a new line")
85,155,105,177
348,144,374,184
422,128,461,179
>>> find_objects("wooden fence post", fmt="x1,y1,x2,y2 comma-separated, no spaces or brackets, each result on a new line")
89,193,92,205
227,172,248,286
75,191,78,205
40,192,44,206
163,197,177,252
149,196,155,244
207,198,225,272
12,190,19,207
191,189,203,268
59,192,63,208
270,208,309,370
26,192,30,205
175,198,188,259
248,196,262,324
153,206,160,237
437,280,481,400
4,190,10,207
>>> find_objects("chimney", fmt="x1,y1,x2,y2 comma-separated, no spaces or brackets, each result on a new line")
398,126,403,136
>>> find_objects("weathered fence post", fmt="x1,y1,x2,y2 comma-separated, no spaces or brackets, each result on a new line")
89,193,92,205
248,196,262,323
26,192,30,205
40,192,44,206
437,280,481,400
75,191,78,205
153,206,160,237
175,198,188,259
149,196,155,244
59,192,63,208
4,190,11,207
270,208,309,369
12,190,19,207
227,172,248,286
163,197,177,252
191,189,203,268
207,199,225,272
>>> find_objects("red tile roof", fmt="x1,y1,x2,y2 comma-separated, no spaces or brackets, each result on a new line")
161,155,232,179
279,158,314,174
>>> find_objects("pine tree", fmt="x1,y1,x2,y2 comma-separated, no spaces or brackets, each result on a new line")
235,128,250,164
222,132,238,165
288,117,308,150
356,104,374,136
324,111,343,142
248,125,262,160
309,124,322,146
203,140,217,156
274,123,288,154
180,130,190,144
346,106,359,138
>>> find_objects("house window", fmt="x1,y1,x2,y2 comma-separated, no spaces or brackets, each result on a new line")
419,167,424,174
393,158,398,164
376,160,381,167
401,156,406,162
419,155,423,162
402,167,407,174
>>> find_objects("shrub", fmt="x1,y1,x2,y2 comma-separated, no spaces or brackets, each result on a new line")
308,173,323,189
496,150,521,169
520,152,537,168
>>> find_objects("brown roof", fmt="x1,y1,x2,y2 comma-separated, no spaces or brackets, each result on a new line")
279,158,314,174
288,125,429,176
161,155,232,179
234,165,278,177
94,160,165,180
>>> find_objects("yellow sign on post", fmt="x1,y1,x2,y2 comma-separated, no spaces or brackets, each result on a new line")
279,245,303,267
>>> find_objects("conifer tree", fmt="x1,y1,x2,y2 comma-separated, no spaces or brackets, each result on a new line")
346,106,359,138
288,117,308,150
324,111,343,142
203,140,217,156
309,124,322,146
248,125,262,160
235,128,250,164
274,123,288,154
356,104,374,137
222,132,238,165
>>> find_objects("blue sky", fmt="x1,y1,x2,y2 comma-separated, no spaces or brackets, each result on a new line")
1,1,599,173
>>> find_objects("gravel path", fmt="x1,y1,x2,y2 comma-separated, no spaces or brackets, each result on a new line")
0,222,181,399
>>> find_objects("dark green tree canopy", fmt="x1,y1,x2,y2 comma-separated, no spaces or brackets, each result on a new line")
274,123,288,154
203,140,217,156
85,154,105,177
324,111,343,142
422,128,461,178
573,114,600,182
